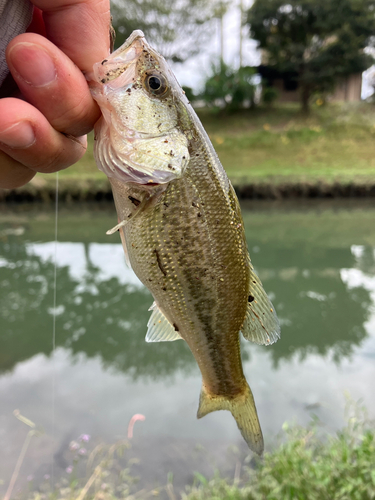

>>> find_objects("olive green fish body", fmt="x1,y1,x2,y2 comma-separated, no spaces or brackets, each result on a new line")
112,153,249,398
90,30,280,454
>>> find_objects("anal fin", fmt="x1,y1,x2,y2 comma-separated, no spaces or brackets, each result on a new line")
146,302,183,342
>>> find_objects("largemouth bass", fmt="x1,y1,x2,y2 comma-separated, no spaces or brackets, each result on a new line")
90,30,280,454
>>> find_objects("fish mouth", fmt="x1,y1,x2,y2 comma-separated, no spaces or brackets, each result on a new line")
121,30,146,50
92,30,151,88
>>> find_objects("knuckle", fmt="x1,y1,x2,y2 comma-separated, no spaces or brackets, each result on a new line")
32,134,87,173
52,93,97,136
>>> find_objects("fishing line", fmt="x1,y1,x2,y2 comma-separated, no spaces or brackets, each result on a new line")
51,171,59,483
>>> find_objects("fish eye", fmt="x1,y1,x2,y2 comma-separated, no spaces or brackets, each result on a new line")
144,71,169,97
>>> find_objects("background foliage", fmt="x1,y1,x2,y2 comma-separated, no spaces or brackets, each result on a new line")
247,0,375,111
111,0,222,62
200,62,256,111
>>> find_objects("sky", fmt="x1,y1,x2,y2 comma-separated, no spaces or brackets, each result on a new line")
171,0,260,92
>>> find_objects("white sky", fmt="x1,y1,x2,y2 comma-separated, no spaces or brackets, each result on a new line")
172,1,260,92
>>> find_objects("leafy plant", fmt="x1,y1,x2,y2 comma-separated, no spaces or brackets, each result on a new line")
262,85,279,106
111,0,223,62
6,399,375,499
182,86,196,103
184,399,375,500
201,62,256,112
247,0,375,112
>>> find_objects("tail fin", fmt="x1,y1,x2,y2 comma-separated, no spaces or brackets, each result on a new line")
197,382,264,455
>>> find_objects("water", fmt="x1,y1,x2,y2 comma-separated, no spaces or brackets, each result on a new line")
1,200,375,495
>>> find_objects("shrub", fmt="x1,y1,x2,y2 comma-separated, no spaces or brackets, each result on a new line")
262,85,279,106
201,62,256,112
184,400,375,500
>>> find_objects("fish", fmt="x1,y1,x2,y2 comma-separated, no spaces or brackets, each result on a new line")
90,30,280,454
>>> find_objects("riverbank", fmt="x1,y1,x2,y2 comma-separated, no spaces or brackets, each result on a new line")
2,175,375,203
2,103,375,202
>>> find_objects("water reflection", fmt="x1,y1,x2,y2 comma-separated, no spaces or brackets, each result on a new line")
0,236,375,378
0,240,195,379
1,218,374,377
260,244,372,365
1,201,375,493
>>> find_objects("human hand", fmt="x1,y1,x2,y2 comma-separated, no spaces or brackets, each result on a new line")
0,0,111,189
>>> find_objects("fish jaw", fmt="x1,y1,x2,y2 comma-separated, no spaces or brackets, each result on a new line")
90,31,190,186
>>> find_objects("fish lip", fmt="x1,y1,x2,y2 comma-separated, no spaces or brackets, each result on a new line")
92,30,169,90
115,29,145,52
105,29,147,65
92,31,148,87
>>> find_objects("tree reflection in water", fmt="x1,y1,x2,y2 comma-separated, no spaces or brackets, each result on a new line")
1,202,374,379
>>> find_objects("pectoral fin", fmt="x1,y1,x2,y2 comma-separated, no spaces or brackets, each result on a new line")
241,268,280,346
146,302,183,342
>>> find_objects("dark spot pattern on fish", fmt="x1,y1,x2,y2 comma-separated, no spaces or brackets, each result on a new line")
154,249,167,276
128,195,141,206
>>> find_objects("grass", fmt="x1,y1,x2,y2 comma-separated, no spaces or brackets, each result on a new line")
6,400,375,500
33,101,375,189
200,102,375,185
184,399,375,500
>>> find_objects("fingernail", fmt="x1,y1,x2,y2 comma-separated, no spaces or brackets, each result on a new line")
0,122,36,149
9,43,57,87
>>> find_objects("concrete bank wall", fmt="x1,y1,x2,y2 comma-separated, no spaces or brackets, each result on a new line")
1,180,375,203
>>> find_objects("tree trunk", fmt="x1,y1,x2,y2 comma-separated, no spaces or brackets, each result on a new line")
301,84,310,114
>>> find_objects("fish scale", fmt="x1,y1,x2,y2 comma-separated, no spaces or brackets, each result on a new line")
90,29,280,454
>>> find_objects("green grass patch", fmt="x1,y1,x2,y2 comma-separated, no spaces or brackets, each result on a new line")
184,400,375,500
204,104,375,185
33,102,375,189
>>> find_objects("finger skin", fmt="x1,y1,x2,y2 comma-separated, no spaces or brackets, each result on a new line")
6,33,100,136
31,0,111,73
0,0,110,189
0,152,36,189
0,98,87,189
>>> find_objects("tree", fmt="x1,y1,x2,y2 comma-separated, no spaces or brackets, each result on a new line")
201,62,256,111
111,0,222,63
247,0,375,112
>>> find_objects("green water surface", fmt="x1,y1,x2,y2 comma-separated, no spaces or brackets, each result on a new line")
0,200,374,493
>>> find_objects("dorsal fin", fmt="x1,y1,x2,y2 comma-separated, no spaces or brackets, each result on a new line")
241,267,280,346
146,302,183,342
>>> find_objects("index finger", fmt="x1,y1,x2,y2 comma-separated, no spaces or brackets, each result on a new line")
31,0,111,74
